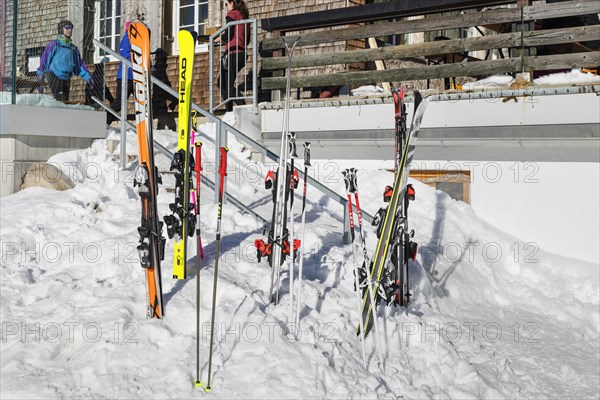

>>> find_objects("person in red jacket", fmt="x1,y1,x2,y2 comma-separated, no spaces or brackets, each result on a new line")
215,0,250,112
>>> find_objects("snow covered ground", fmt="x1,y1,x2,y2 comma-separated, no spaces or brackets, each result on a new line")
1,120,599,399
0,92,96,110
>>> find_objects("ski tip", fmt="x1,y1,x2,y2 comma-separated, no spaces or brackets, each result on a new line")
194,380,204,388
413,90,423,105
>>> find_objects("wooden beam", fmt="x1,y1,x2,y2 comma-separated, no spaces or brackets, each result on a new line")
261,0,600,52
367,37,391,92
260,0,515,32
262,25,600,70
261,52,600,89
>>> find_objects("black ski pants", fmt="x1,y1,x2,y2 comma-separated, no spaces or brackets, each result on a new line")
218,51,246,112
45,72,70,102
107,79,134,124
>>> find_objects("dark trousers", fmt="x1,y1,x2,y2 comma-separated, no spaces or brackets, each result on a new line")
45,72,70,101
218,51,246,112
107,79,134,123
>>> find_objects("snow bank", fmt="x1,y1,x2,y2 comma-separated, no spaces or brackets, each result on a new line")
1,123,598,399
462,69,600,91
461,75,514,90
0,91,95,110
352,85,386,96
533,68,600,86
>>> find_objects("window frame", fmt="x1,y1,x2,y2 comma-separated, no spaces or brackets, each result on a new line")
173,0,210,54
94,0,122,62
410,170,471,203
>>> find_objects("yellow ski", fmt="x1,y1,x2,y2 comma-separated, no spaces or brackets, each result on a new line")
165,30,197,279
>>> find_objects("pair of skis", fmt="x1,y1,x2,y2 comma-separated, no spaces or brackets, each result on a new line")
255,141,311,322
130,25,200,318
254,39,300,305
356,88,428,338
268,38,300,315
253,39,314,332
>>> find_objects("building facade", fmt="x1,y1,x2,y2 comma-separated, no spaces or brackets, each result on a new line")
2,0,367,108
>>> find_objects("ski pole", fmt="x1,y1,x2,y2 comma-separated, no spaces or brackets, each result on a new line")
288,132,298,326
192,119,204,261
194,140,203,388
194,143,204,260
205,146,228,392
295,142,311,333
352,169,384,372
343,169,366,369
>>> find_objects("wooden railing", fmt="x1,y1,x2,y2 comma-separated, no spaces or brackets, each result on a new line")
259,0,600,91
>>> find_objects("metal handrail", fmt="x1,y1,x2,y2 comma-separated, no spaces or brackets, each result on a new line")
93,39,368,241
208,19,258,113
92,95,267,224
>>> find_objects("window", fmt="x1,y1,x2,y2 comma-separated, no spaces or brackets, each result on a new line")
410,170,471,203
95,0,122,61
25,46,46,76
174,0,209,52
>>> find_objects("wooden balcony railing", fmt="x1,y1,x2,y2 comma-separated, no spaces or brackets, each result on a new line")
259,0,600,91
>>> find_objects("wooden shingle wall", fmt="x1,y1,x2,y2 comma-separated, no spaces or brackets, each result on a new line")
3,0,68,77
102,1,369,111
7,1,369,108
251,0,367,84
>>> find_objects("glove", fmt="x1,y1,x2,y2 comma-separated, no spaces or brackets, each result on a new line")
37,75,44,94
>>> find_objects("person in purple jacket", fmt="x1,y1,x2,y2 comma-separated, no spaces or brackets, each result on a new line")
37,20,93,102
107,20,134,124
215,0,250,112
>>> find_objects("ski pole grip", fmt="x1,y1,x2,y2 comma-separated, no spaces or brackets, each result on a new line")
191,110,198,128
219,147,228,176
195,142,202,173
304,142,311,166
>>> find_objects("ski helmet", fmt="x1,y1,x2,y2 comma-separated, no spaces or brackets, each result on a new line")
57,20,73,34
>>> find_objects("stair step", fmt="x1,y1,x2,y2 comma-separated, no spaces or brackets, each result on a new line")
106,138,138,163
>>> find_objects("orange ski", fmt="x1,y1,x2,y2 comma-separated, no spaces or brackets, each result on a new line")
130,21,165,319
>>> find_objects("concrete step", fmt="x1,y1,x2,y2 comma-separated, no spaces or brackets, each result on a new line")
106,138,138,164
106,139,177,192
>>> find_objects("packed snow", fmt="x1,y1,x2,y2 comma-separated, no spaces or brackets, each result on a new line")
0,92,95,110
461,68,600,90
1,118,599,399
352,85,386,96
461,75,514,90
532,68,600,86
